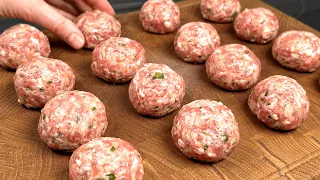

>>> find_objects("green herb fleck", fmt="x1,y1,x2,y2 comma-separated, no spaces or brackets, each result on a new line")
265,90,269,96
39,87,44,92
206,8,211,12
106,173,116,180
23,95,27,103
249,32,254,40
110,146,116,152
52,137,58,144
222,134,228,142
91,106,96,111
204,144,209,150
118,43,126,46
199,106,203,109
232,141,237,145
95,178,105,180
88,124,93,129
26,87,30,90
47,81,52,84
76,116,80,123
153,72,164,79
231,11,238,18
198,55,202,60
43,114,47,119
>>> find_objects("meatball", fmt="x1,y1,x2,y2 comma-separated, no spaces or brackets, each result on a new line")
38,91,108,151
0,24,50,70
172,99,239,162
75,10,121,49
206,44,261,90
248,75,310,130
139,0,180,34
272,30,320,72
234,8,279,44
200,0,241,23
69,137,144,180
174,22,220,63
13,57,75,108
91,37,147,83
129,63,185,117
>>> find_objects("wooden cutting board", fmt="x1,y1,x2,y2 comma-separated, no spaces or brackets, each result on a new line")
0,0,319,179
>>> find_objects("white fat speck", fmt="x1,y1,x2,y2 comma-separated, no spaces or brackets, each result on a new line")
0,49,5,56
243,54,251,60
263,27,271,34
198,36,209,46
291,53,300,59
200,108,206,114
53,132,59,137
76,159,82,166
132,156,139,170
304,49,315,57
30,37,40,46
37,79,44,89
215,49,222,54
207,152,216,157
271,114,279,120
83,163,92,171
178,139,185,148
164,21,172,28
162,12,170,20
283,120,291,125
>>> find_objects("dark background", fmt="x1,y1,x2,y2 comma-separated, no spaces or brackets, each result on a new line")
0,0,319,32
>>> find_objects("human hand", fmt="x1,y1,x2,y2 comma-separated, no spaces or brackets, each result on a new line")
0,0,115,49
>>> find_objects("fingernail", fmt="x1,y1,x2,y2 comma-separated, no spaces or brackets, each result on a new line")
68,33,85,49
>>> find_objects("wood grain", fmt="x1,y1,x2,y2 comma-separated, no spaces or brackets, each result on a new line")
0,0,319,179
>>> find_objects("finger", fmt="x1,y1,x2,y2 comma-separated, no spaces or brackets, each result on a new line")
66,0,93,13
53,7,77,20
85,0,115,16
44,0,80,16
24,0,85,49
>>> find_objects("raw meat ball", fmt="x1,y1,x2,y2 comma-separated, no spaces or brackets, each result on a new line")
174,22,220,63
38,91,108,151
129,63,185,117
206,44,261,90
69,137,144,180
91,37,147,83
139,0,180,34
172,99,239,162
200,0,241,23
13,57,75,108
248,75,310,130
75,10,121,49
234,8,279,44
0,24,50,70
272,30,320,72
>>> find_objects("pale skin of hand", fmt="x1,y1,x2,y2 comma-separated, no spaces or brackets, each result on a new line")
0,0,115,49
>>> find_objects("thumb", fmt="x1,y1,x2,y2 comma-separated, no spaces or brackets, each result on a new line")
20,0,85,49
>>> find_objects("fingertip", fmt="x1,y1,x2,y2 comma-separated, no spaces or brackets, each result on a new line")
67,33,85,49
105,2,116,16
86,0,116,16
